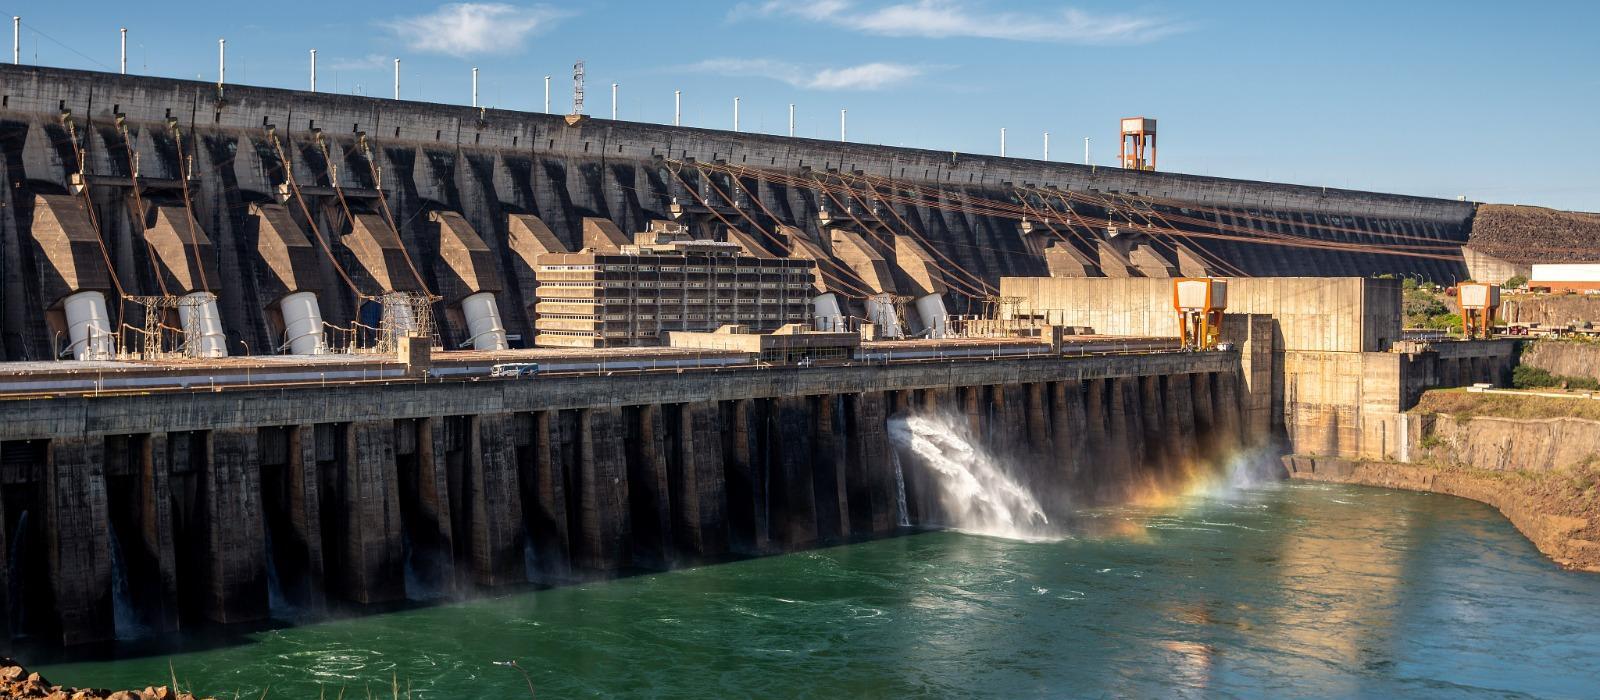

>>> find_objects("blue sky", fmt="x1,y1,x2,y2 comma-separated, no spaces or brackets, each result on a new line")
5,1,1596,211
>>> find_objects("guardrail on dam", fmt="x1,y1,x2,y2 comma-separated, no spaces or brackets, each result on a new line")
0,64,1473,362
0,348,1243,647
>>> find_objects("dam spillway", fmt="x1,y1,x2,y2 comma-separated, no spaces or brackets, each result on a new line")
0,346,1244,647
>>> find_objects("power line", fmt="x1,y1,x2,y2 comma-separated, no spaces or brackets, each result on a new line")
6,14,116,71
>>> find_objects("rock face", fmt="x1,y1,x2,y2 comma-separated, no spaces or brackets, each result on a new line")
1520,340,1600,384
0,658,210,700
1501,296,1600,327
1425,413,1600,473
1468,204,1600,264
1411,391,1600,472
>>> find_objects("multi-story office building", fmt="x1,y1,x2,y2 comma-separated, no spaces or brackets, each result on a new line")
533,225,815,348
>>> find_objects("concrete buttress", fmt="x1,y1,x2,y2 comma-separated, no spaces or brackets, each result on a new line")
725,399,771,555
199,428,267,624
993,385,1028,457
1050,381,1088,503
1081,379,1111,498
772,396,818,549
845,391,896,535
45,436,112,645
575,408,631,573
410,419,458,594
286,425,326,611
1139,376,1169,476
811,395,850,543
670,401,730,558
1215,372,1245,456
1167,375,1200,475
1025,383,1055,482
1105,378,1135,492
464,414,526,586
627,405,674,569
139,434,180,632
1191,374,1218,462
526,411,571,579
334,421,405,604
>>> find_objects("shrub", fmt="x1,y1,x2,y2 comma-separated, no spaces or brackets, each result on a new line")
1514,365,1559,388
1503,275,1528,289
1404,287,1449,327
1424,313,1463,333
1513,364,1600,391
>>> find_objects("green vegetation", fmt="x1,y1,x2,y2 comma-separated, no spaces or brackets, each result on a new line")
1504,274,1529,289
1402,283,1460,332
1414,389,1600,421
1512,365,1600,391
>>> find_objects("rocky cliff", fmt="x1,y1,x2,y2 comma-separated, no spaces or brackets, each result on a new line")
1502,296,1600,326
1520,340,1600,384
1468,204,1600,264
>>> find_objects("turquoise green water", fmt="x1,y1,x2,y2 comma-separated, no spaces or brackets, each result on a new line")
31,482,1600,698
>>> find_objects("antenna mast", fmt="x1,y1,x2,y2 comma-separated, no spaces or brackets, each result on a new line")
571,59,585,115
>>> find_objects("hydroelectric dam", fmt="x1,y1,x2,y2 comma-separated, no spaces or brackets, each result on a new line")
0,63,1512,650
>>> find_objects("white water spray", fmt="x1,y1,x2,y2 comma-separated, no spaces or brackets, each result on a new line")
891,449,910,527
402,532,449,601
523,524,538,583
263,518,292,617
889,414,1053,540
106,526,147,639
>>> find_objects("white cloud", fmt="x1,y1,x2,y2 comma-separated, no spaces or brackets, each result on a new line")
735,0,1185,44
810,62,924,90
684,58,924,90
329,53,390,71
383,3,569,57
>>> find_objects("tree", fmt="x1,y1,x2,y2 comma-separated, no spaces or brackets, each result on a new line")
1403,287,1448,327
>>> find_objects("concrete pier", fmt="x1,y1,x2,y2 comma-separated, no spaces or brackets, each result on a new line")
45,437,111,645
333,421,405,605
0,350,1240,645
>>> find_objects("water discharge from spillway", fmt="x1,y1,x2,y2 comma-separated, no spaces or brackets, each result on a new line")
889,414,1054,540
106,525,146,640
891,450,911,528
889,408,1277,541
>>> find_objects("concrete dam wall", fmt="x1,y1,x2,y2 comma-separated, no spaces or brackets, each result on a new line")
0,65,1475,361
0,350,1244,647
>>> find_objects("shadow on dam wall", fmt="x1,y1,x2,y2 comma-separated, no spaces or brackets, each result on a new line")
0,365,1248,652
0,64,1472,362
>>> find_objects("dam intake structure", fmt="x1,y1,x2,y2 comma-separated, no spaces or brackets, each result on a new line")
0,347,1248,648
0,64,1481,363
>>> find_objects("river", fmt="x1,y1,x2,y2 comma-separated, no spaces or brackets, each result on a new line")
27,479,1600,698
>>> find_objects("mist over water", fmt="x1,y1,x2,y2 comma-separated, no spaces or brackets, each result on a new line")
887,409,1276,541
